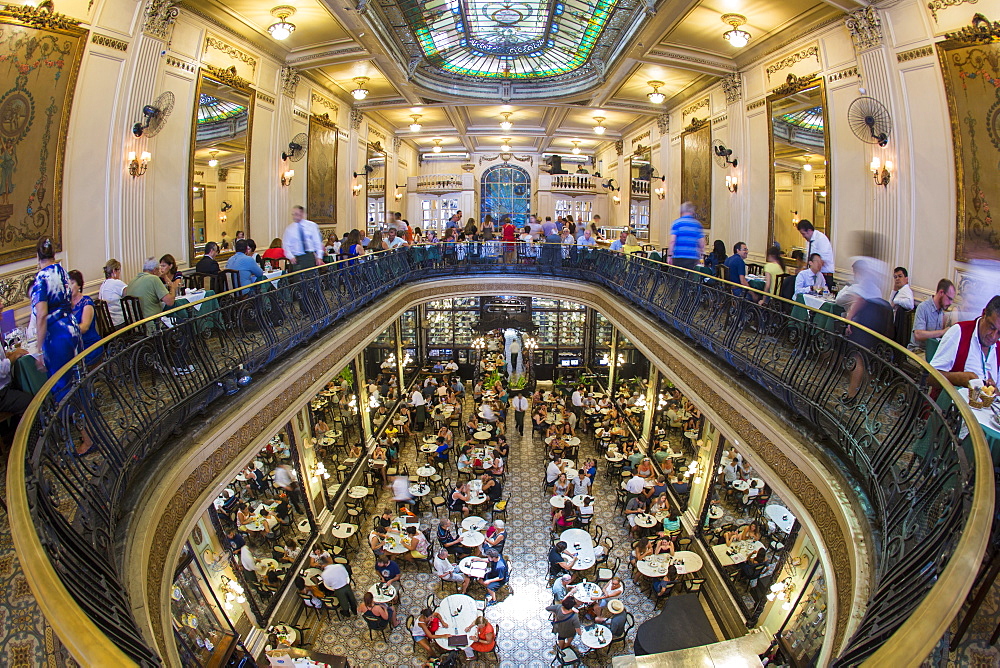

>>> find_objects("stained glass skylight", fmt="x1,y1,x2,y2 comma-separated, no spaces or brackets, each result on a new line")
780,107,824,132
400,0,619,79
197,94,248,124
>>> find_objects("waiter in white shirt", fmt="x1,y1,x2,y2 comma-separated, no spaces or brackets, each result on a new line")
889,266,915,311
282,205,324,270
511,391,529,436
796,219,835,290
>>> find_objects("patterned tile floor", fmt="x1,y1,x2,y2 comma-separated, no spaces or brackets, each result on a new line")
301,391,683,666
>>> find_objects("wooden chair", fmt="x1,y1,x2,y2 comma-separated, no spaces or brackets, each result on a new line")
685,578,705,595
93,299,117,338
120,295,144,326
607,613,634,656
597,556,620,582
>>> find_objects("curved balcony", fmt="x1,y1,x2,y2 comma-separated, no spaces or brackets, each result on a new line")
8,244,992,666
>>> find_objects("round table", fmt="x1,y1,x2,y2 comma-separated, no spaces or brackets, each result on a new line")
409,483,431,497
707,505,724,520
348,485,369,498
382,532,410,554
460,530,485,547
604,452,624,462
420,444,438,454
458,555,489,577
581,624,612,649
561,528,596,570
368,583,396,604
570,581,602,603
731,479,750,492
461,516,488,532
416,465,436,477
636,551,705,577
435,594,479,650
473,431,492,441
766,505,796,534
467,493,489,506
271,624,299,647
303,568,322,586
330,522,357,539
566,437,581,446
297,519,311,533
550,494,570,509
633,513,657,528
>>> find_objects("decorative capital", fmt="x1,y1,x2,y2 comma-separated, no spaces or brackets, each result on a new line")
721,73,743,105
392,136,402,152
350,108,364,131
615,140,624,156
279,66,299,98
656,113,669,135
845,6,882,52
142,0,179,40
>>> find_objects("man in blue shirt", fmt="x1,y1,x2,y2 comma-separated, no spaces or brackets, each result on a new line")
723,242,751,298
609,230,628,252
481,549,508,604
375,554,401,585
227,238,265,293
667,201,705,269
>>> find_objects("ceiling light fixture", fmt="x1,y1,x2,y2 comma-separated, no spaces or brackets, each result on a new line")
571,140,581,155
267,6,297,40
593,116,606,135
499,112,513,131
432,138,442,153
207,150,219,168
351,77,370,101
501,137,512,152
722,14,751,48
647,81,665,105
409,114,422,132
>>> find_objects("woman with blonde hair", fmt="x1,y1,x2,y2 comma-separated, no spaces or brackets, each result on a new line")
623,233,642,255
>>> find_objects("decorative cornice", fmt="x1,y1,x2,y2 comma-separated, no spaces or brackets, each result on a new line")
202,64,252,93
285,46,367,65
765,45,819,79
204,35,257,73
292,108,308,119
943,13,1000,43
721,72,742,105
311,112,337,129
647,48,738,72
311,92,338,113
712,114,728,125
256,92,275,105
141,0,178,40
479,154,532,165
896,45,934,62
928,0,979,23
91,33,128,51
0,2,82,30
746,99,766,111
682,117,709,133
682,98,710,117
845,6,883,52
771,73,820,97
279,66,299,98
827,66,860,83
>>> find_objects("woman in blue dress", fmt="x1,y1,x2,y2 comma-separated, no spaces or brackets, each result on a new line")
31,237,91,454
68,269,103,365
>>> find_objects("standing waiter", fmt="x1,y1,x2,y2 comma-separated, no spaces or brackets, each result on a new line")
511,391,528,437
283,205,325,269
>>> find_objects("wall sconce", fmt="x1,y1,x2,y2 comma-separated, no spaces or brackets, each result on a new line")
654,186,665,200
523,336,537,351
352,181,363,196
726,175,738,193
280,169,294,186
767,577,796,611
127,151,151,177
394,184,405,201
871,157,892,187
220,575,246,611
612,193,621,205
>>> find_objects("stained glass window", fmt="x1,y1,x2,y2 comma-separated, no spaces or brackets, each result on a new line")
481,165,531,225
780,107,824,132
197,94,247,124
401,0,618,79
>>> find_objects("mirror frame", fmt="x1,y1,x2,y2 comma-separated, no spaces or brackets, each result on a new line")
365,141,386,234
629,144,651,240
188,65,255,266
766,75,831,252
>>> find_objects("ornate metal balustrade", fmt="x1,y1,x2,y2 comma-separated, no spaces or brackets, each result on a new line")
9,243,991,667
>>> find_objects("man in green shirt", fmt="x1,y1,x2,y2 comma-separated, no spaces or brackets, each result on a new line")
127,257,180,332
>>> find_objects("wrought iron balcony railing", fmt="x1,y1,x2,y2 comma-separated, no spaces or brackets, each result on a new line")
8,243,992,667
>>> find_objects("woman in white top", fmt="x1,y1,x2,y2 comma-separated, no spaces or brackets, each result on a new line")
98,259,127,326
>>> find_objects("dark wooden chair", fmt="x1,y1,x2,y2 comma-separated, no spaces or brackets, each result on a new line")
120,295,144,326
93,299,117,338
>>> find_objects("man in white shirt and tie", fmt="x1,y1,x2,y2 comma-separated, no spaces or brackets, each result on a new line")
796,220,835,290
794,254,827,295
282,205,324,270
890,266,915,312
511,391,529,436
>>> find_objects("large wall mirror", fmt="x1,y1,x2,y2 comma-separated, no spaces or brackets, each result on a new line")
629,144,651,240
189,67,255,263
767,76,830,255
365,141,386,235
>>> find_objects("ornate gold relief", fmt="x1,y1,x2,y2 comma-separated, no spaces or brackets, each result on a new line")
91,33,128,51
771,73,820,97
0,2,82,31
944,12,1000,42
202,64,252,93
204,35,258,73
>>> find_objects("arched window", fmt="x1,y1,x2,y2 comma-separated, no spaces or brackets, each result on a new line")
480,165,531,226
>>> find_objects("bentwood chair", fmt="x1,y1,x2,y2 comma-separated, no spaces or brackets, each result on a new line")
120,296,144,327
93,299,117,338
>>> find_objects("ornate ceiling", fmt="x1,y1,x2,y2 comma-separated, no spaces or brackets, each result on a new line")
185,0,861,153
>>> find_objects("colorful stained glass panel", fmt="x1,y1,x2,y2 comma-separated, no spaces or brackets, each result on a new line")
480,165,531,225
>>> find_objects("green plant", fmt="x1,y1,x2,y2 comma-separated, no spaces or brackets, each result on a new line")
509,375,528,390
337,366,354,387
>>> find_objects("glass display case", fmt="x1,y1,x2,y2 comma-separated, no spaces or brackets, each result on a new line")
779,568,827,666
427,299,478,346
592,311,613,347
172,551,237,667
420,197,460,233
